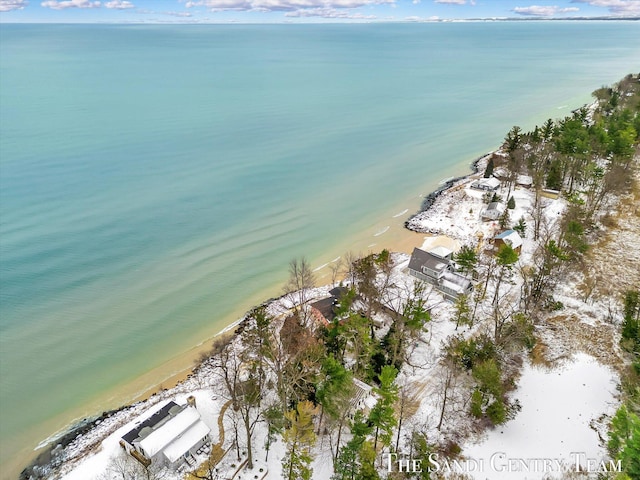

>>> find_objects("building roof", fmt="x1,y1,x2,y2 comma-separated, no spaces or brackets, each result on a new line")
440,271,472,295
517,174,533,186
486,202,504,211
350,378,374,410
472,177,501,189
162,419,211,464
494,229,523,250
493,167,509,179
309,306,330,327
408,248,451,274
429,246,452,259
138,407,201,459
122,401,180,445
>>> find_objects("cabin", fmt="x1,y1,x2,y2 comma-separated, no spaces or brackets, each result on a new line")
407,247,473,301
481,202,505,221
492,167,509,180
310,286,350,323
494,229,523,254
516,174,533,188
120,399,211,469
470,177,501,191
350,378,376,414
309,306,330,328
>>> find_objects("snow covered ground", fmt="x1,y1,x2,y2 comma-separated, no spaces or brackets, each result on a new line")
463,354,618,480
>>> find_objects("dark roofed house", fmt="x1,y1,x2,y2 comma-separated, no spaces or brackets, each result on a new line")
408,247,473,301
310,286,349,323
120,399,211,469
407,247,452,283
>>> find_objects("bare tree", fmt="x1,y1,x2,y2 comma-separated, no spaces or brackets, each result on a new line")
329,257,343,286
284,257,316,313
100,452,168,480
433,349,466,432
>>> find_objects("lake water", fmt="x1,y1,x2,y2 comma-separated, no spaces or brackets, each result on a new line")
0,21,638,476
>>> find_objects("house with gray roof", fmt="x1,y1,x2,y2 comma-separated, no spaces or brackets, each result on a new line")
481,202,505,221
408,247,473,301
120,398,211,469
470,177,501,191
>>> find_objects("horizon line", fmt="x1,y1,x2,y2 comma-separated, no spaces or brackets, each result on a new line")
1,16,639,24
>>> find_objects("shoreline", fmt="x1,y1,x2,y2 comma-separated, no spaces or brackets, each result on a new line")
405,151,491,228
19,150,493,479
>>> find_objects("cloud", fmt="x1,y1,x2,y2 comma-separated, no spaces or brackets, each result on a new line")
571,0,640,15
0,0,28,11
405,14,440,20
512,5,580,15
284,6,376,17
41,0,100,8
186,0,393,12
104,0,133,8
134,8,193,16
434,0,467,4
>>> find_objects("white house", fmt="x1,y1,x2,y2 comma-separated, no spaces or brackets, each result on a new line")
470,177,501,191
481,202,505,221
120,399,211,468
516,174,533,188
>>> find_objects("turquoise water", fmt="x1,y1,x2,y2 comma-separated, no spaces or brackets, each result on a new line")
1,22,639,473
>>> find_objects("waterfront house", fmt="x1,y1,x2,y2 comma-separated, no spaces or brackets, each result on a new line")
120,398,211,469
494,229,523,254
481,202,505,221
408,247,451,283
408,247,473,301
470,177,501,191
516,174,533,188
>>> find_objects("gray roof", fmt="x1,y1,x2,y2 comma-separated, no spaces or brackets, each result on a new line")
122,401,180,445
408,248,451,273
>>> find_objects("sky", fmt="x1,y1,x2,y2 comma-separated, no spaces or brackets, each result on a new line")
0,0,639,23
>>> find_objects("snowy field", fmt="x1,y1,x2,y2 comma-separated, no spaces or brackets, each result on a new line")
464,354,618,480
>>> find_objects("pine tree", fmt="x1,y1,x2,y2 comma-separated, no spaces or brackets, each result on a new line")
282,401,318,480
498,209,511,229
507,196,516,209
621,291,640,351
316,356,353,433
453,294,471,330
332,411,371,480
608,405,640,479
483,157,494,178
471,359,507,425
369,365,398,450
513,217,527,238
454,244,478,277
